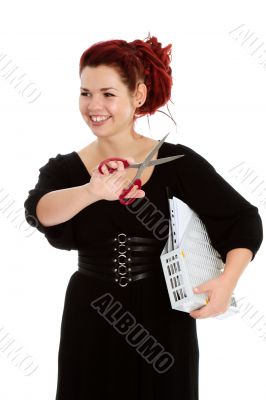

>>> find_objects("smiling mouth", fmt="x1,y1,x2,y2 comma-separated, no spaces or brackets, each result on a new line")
89,116,112,127
89,116,111,122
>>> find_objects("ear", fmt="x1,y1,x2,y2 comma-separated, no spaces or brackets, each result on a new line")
133,82,147,108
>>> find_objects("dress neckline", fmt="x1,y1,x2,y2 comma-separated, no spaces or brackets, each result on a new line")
72,140,165,189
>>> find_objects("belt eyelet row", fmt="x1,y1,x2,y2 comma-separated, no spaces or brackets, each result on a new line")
113,233,132,287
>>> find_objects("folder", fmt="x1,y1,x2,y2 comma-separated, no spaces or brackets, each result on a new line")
160,187,239,319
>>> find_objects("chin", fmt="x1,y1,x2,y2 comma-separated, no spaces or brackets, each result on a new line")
90,129,111,136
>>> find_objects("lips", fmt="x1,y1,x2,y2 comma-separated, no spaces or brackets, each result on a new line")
89,116,112,126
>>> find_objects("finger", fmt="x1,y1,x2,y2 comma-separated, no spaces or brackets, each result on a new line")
129,185,138,194
128,185,144,197
118,185,136,198
107,160,119,170
117,160,126,171
190,310,206,319
133,189,145,198
110,176,127,194
190,311,208,319
107,161,125,175
110,172,127,188
91,166,99,174
101,164,109,175
130,186,144,197
190,302,216,319
137,190,145,197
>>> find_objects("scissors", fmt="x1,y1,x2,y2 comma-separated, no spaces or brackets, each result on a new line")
98,132,185,205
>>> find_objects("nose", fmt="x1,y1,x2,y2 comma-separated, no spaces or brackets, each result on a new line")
86,94,104,111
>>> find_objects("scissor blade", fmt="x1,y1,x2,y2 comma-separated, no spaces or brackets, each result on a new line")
145,154,185,166
142,132,171,166
127,154,184,169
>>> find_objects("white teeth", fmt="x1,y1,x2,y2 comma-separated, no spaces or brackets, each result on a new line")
90,116,110,122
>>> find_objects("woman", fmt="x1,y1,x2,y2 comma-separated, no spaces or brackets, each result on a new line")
24,34,263,399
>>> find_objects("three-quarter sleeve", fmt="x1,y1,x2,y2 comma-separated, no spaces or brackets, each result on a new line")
171,143,263,264
24,153,76,251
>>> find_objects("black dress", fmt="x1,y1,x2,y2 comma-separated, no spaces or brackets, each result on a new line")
24,141,263,400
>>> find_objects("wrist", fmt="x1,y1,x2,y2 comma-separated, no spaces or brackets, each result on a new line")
220,269,238,290
82,183,101,203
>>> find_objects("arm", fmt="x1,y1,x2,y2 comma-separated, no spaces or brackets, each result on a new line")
168,143,263,318
24,153,100,250
36,182,100,227
171,143,263,264
190,247,254,318
221,247,253,290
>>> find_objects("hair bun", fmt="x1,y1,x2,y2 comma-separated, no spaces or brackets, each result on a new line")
144,33,172,74
129,33,172,75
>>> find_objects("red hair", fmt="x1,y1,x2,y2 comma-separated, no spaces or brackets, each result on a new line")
79,33,175,124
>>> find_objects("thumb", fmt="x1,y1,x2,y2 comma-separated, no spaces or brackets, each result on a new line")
193,284,208,294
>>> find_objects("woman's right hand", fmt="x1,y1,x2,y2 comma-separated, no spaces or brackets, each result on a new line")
85,157,145,202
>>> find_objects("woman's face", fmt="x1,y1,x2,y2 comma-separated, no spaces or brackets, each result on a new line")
79,65,141,137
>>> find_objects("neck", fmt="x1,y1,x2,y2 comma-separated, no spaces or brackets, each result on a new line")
93,131,145,158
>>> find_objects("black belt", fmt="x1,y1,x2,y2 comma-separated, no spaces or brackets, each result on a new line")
77,233,162,287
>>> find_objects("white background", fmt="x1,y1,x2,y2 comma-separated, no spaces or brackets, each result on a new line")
0,0,265,399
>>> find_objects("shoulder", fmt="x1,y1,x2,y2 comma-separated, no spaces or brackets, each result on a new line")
45,151,74,163
38,151,76,176
163,141,216,172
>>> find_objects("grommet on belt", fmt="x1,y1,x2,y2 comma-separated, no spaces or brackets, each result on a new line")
113,233,132,287
77,232,162,288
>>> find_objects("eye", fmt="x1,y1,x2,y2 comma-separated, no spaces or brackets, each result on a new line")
80,92,114,97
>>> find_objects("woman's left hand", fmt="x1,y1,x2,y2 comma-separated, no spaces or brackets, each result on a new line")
189,274,236,319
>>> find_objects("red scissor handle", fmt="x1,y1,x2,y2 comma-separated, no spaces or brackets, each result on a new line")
98,157,142,205
98,157,130,174
119,179,142,205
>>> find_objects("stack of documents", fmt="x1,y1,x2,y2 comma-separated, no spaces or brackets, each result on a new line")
160,187,239,319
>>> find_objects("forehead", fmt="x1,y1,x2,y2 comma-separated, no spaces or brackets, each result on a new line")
80,65,124,90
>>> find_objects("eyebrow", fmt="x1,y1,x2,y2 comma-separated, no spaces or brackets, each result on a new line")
80,87,118,92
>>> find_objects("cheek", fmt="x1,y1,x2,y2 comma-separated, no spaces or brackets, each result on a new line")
111,101,131,118
79,98,87,113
